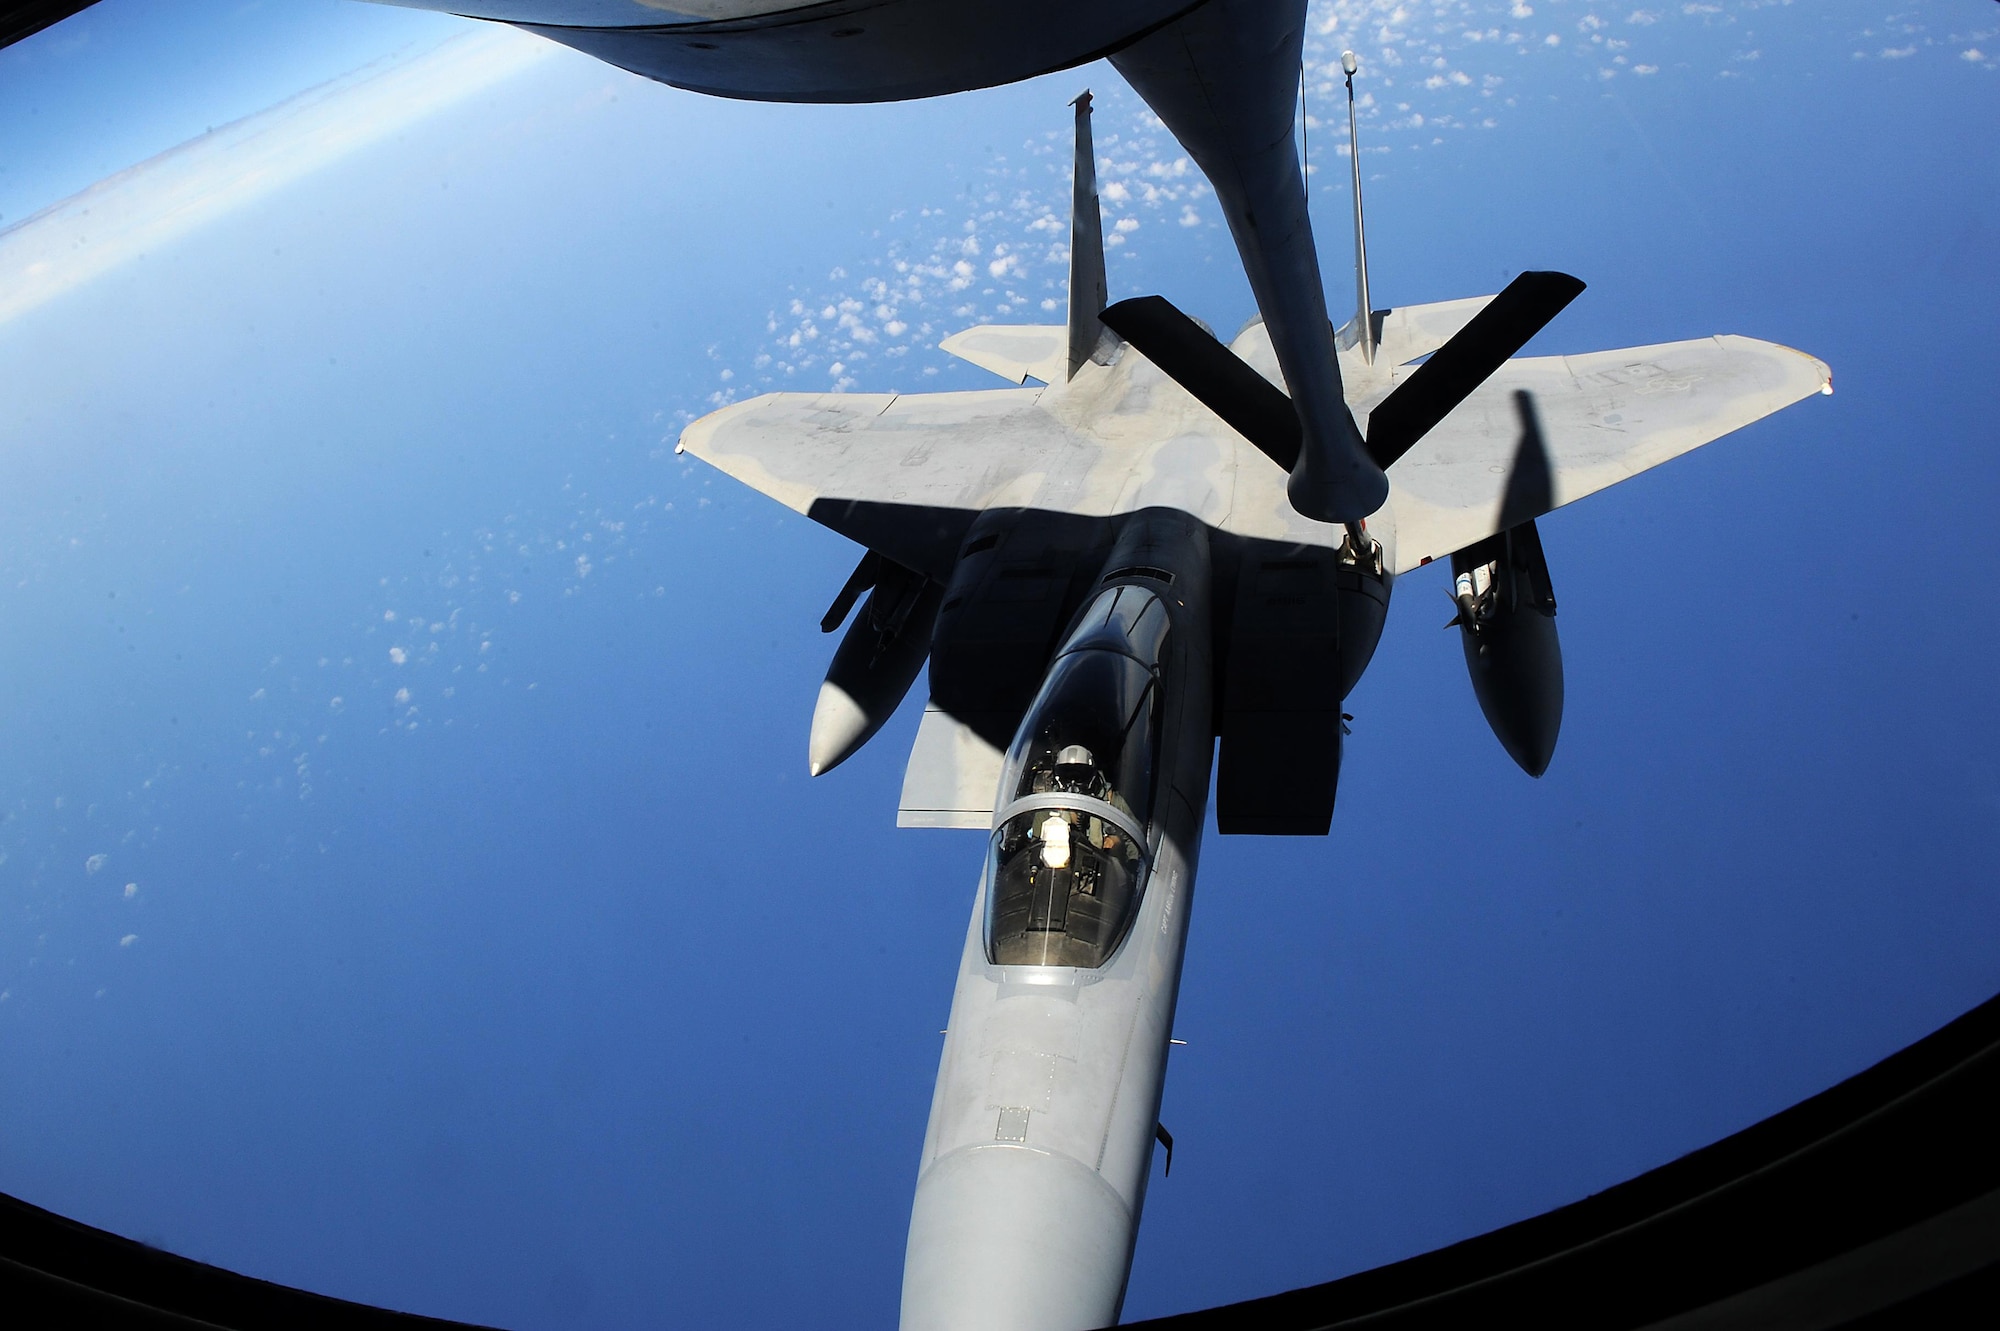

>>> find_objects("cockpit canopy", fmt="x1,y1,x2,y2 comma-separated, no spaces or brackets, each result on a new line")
985,806,1146,968
1005,650,1158,825
985,585,1171,969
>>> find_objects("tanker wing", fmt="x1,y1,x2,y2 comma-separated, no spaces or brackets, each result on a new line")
1383,334,1833,575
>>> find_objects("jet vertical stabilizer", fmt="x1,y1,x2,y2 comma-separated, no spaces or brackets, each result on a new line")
1341,49,1376,367
1067,91,1115,381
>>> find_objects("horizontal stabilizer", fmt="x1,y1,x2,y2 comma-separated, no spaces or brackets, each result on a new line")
938,325,1068,385
1338,295,1496,367
1100,294,1301,470
897,703,1005,829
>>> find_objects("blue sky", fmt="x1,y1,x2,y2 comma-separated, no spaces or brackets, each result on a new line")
0,2,1996,1327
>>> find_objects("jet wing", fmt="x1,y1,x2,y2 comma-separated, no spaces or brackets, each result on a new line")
679,386,1078,579
1380,335,1832,574
681,383,1123,831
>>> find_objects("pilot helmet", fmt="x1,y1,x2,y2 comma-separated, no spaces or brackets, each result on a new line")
1054,743,1095,768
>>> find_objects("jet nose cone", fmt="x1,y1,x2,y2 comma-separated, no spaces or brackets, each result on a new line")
902,1146,1132,1331
808,680,870,777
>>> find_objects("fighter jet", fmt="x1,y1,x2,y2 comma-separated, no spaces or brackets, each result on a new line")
667,87,1828,1331
0,2,1861,1324
368,3,1828,1326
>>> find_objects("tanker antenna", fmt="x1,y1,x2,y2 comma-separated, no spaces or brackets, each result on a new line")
1342,50,1375,367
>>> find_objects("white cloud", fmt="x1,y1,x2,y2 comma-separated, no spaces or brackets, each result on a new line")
388,646,408,664
86,853,108,874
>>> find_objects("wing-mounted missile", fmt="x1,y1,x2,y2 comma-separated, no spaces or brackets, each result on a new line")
1446,388,1564,776
809,551,942,777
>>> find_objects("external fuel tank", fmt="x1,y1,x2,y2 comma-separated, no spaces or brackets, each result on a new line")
1450,519,1563,777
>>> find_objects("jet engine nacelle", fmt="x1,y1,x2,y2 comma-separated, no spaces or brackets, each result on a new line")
809,554,941,776
1214,527,1390,835
1450,519,1563,777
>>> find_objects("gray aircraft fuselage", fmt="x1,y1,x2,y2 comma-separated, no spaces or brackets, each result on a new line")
902,507,1219,1328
